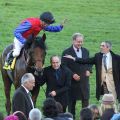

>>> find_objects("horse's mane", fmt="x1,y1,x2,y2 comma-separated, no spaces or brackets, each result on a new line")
24,36,47,51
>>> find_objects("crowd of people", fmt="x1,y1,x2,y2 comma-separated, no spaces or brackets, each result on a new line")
1,94,120,120
0,11,120,120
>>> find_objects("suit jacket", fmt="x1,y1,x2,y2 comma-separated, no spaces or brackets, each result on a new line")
40,65,71,107
12,86,33,118
61,46,92,100
75,51,120,101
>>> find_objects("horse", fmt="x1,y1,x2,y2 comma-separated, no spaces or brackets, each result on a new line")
0,36,46,115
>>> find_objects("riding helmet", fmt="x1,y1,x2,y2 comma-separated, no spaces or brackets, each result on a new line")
40,11,55,24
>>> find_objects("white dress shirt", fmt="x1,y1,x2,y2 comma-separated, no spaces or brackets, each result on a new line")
103,52,111,69
73,46,82,58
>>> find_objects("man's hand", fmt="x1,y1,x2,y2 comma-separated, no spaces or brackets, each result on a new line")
73,74,80,81
49,91,56,97
86,70,91,77
63,55,75,61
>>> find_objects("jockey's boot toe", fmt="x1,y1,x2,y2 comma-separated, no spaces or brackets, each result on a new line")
3,63,11,70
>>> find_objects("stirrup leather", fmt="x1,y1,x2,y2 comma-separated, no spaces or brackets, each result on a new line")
11,57,16,69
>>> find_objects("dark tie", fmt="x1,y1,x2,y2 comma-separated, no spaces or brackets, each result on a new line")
77,49,79,52
28,92,34,108
55,69,62,86
28,92,32,97
103,55,107,71
55,69,60,80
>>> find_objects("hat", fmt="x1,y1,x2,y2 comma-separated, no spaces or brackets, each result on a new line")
40,11,55,24
102,94,115,105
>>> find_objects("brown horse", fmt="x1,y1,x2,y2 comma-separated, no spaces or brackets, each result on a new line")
0,36,46,115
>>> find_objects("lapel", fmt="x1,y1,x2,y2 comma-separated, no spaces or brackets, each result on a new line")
20,86,33,109
110,51,116,71
97,52,103,71
69,46,77,57
81,47,86,58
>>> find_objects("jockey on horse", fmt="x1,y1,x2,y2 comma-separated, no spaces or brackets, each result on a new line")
3,11,65,70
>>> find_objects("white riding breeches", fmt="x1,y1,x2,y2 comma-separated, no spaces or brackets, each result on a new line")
12,37,24,57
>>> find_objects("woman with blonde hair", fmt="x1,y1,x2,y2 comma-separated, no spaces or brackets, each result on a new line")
99,94,117,116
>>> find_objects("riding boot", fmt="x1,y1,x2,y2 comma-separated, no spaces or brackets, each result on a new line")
3,51,14,70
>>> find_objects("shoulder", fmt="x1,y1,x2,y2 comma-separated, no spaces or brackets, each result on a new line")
62,46,73,53
110,51,120,60
60,65,72,74
95,52,102,56
81,47,89,51
13,87,26,98
44,66,53,73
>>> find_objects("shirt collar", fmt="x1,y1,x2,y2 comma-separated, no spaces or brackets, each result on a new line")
103,52,110,58
22,85,29,93
73,45,81,51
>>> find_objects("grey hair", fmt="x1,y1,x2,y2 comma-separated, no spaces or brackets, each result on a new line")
50,55,61,63
21,73,35,85
104,41,112,50
43,118,54,120
29,108,42,120
72,33,84,40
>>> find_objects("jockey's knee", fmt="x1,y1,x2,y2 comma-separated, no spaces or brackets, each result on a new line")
12,50,20,57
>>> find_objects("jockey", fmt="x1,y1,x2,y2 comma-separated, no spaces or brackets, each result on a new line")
3,11,64,70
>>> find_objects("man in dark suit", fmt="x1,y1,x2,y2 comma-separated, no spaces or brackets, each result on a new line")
61,33,92,118
12,73,35,118
40,55,71,112
64,41,120,102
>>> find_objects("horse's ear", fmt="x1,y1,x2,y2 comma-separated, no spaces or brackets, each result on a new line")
41,33,46,42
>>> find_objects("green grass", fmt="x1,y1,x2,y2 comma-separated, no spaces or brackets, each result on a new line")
0,0,120,119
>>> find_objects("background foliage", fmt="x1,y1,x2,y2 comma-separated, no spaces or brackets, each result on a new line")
0,0,120,119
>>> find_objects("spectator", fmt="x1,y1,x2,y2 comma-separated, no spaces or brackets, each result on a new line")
42,98,58,118
99,94,117,116
111,113,120,120
40,55,71,112
100,108,115,120
88,104,100,120
13,111,27,120
4,115,18,120
56,102,73,120
64,41,120,103
12,73,35,118
29,108,42,120
43,118,54,120
62,32,92,119
80,108,93,120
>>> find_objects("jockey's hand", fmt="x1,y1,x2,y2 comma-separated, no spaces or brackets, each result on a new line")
61,19,68,27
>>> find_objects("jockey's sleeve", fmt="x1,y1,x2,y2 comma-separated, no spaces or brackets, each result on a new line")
44,25,63,32
14,21,32,44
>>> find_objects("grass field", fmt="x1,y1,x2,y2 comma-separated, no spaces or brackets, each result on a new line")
0,0,120,119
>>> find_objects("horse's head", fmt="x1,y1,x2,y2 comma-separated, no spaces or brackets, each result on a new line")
25,36,46,76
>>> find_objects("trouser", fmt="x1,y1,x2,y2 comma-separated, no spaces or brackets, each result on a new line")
63,106,67,113
68,99,89,119
12,37,24,57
